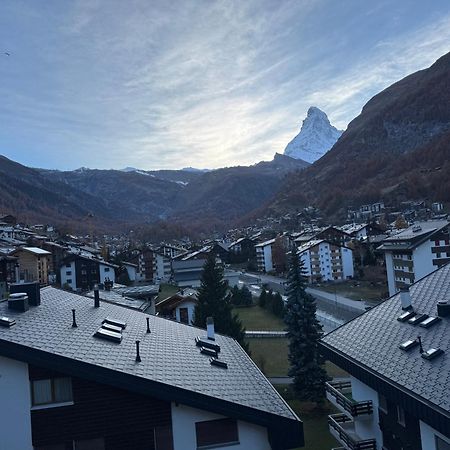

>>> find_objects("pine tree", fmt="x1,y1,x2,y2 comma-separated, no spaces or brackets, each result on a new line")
194,256,249,353
284,253,329,402
258,289,267,307
272,292,284,317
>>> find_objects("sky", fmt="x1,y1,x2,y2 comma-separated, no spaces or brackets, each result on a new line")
1,0,450,171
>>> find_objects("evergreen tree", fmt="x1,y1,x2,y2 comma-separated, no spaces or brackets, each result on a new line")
284,253,329,402
194,256,249,352
272,292,284,317
240,285,253,306
230,285,242,306
258,289,267,307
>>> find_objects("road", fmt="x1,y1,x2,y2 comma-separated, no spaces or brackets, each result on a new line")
240,272,367,312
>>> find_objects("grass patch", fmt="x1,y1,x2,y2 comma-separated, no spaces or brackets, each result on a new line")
247,338,349,379
233,305,285,331
274,384,340,450
247,338,289,376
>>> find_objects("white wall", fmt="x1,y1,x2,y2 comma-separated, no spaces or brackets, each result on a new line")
350,376,383,450
0,356,33,450
300,251,312,277
341,247,354,279
319,242,332,281
60,261,76,289
175,300,196,324
263,245,273,272
413,241,435,281
124,264,137,282
171,403,270,450
99,264,115,283
419,420,450,450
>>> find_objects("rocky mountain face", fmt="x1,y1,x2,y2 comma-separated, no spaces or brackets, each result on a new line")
283,106,343,163
269,52,450,218
0,153,308,231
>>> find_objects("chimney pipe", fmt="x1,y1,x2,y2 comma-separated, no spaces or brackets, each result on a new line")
146,317,151,333
72,309,78,328
94,284,100,308
207,317,215,341
417,335,423,353
399,287,412,310
437,300,450,317
135,340,141,362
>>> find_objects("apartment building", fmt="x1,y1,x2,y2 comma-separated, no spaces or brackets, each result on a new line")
378,220,450,296
297,239,354,283
11,246,52,284
255,238,276,273
320,264,450,450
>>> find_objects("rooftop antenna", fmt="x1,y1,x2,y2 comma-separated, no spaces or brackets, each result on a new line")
72,309,78,328
135,340,141,362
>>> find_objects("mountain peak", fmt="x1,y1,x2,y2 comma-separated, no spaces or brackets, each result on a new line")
284,106,343,163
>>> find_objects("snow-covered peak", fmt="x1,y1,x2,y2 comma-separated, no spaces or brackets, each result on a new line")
283,107,343,163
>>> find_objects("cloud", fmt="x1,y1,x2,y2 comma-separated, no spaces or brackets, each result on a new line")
0,0,449,170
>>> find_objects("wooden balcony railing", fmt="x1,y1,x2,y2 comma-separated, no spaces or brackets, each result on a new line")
326,381,373,416
328,414,377,450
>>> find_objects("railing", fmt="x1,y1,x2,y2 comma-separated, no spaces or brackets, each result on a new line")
328,414,376,450
326,381,373,416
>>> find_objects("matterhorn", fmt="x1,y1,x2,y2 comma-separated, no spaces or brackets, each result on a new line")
283,106,343,163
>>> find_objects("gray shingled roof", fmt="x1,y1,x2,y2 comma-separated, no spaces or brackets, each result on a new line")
322,263,450,415
0,287,296,421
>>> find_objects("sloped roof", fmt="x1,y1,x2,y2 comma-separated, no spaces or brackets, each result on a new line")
0,287,302,447
321,264,450,423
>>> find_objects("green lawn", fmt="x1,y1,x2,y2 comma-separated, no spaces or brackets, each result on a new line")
275,385,340,450
233,305,286,331
247,337,348,378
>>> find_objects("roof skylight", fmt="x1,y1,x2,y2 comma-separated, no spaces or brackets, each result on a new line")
0,316,16,327
399,339,419,351
419,316,441,328
421,348,444,360
397,311,415,322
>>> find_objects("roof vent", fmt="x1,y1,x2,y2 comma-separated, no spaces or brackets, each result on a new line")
397,310,415,322
200,347,218,357
195,337,220,353
94,284,100,308
101,322,123,333
421,348,444,360
437,301,450,317
135,340,141,362
94,327,122,343
72,309,78,328
399,339,419,351
419,316,441,329
412,225,422,233
10,282,40,306
408,314,428,325
8,293,29,312
210,358,228,369
103,317,126,329
0,316,16,327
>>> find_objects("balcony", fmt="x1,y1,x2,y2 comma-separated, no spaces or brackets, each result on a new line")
328,414,376,450
326,380,373,417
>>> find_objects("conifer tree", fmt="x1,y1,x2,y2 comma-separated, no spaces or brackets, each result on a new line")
258,289,267,307
194,255,249,352
284,253,329,402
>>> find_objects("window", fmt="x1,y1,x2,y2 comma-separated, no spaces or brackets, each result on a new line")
436,436,450,450
396,405,406,426
379,394,388,413
31,377,73,406
104,267,110,272
67,279,72,284
195,418,239,448
66,271,72,276
34,445,66,450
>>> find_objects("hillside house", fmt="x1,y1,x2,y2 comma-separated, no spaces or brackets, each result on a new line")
12,246,52,285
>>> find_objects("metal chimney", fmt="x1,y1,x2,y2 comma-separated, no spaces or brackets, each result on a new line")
207,317,215,341
135,340,141,362
399,287,412,310
8,293,29,312
94,284,100,308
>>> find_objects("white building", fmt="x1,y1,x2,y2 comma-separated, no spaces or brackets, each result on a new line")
321,264,450,450
297,239,354,283
255,238,275,273
378,220,450,296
